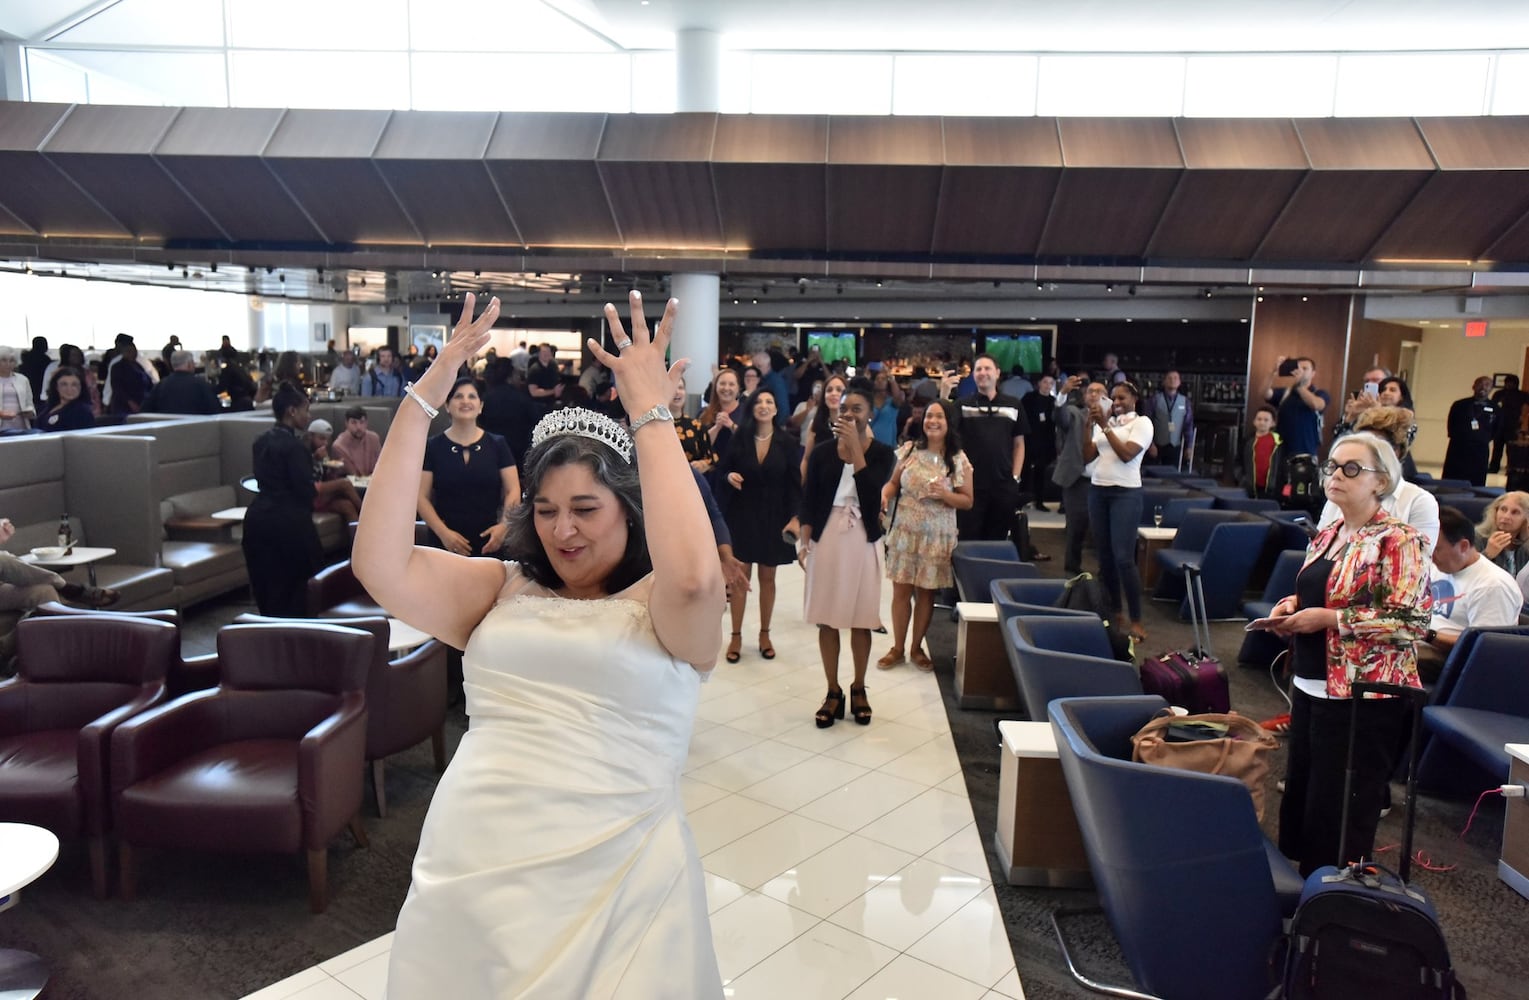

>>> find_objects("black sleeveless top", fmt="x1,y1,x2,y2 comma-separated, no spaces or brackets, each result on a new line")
1292,547,1338,682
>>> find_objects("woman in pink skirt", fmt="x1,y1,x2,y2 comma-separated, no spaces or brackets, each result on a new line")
797,379,897,727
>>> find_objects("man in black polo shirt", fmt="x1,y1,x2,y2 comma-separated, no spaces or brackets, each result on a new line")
144,350,220,415
956,354,1031,549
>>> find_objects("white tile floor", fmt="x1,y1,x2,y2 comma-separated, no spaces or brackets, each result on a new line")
239,570,1025,1000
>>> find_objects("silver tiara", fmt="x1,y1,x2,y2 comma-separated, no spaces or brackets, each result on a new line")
530,407,634,462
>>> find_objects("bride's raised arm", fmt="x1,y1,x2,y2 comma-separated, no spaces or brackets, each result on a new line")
353,293,506,650
589,292,725,669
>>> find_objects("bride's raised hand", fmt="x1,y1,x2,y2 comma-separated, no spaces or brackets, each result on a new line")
587,290,685,419
412,293,500,405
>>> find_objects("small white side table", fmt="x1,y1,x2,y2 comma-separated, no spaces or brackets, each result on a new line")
0,822,61,999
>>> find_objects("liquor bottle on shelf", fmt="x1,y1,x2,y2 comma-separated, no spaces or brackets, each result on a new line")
57,514,72,549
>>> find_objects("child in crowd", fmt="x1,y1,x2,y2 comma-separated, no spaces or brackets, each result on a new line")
1240,404,1285,500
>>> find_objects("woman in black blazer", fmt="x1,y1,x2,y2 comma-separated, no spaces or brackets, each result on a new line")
797,379,896,728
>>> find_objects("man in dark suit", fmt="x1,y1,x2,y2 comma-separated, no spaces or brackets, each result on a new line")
1052,375,1105,574
144,351,220,415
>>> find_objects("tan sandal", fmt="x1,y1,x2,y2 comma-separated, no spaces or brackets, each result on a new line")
910,649,933,671
876,648,905,669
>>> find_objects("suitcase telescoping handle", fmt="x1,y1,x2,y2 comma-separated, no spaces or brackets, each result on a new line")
1339,681,1428,880
1183,564,1213,661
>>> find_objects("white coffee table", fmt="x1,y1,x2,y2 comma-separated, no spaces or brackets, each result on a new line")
211,507,248,522
0,822,61,999
22,546,117,587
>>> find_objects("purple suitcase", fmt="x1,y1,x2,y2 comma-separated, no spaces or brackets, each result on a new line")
1140,566,1231,714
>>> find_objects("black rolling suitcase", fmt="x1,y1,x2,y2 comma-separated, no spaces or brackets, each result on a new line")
1279,682,1465,999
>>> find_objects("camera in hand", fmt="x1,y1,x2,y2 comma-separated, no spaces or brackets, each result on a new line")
1277,358,1299,377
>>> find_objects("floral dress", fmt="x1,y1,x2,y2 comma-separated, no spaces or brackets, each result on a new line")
884,445,971,590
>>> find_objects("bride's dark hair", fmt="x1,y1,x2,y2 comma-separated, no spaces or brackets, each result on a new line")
502,433,651,594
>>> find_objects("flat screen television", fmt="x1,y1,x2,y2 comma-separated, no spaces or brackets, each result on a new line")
805,331,858,366
982,333,1047,378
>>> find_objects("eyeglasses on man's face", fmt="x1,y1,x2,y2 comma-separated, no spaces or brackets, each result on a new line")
1322,459,1381,479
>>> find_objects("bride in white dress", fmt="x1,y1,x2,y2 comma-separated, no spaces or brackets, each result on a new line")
354,291,726,998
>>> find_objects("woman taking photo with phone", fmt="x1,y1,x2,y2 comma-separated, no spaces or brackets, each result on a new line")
1083,380,1153,643
798,378,895,727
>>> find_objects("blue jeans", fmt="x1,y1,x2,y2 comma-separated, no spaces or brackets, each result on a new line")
1087,485,1144,622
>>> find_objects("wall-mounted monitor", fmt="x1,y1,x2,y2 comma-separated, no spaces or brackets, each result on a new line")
806,331,858,366
982,332,1048,377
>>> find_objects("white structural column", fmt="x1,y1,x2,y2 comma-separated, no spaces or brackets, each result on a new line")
0,41,25,101
670,272,720,402
668,28,723,401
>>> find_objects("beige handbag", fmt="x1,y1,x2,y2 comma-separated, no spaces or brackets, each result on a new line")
1130,711,1280,820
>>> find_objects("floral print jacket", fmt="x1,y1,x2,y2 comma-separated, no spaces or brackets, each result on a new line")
1300,508,1432,698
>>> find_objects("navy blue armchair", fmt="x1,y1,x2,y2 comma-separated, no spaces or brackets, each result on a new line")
952,541,1038,604
1236,549,1304,668
1156,516,1271,620
1050,695,1301,1000
1419,631,1529,794
1002,616,1139,721
989,578,1070,624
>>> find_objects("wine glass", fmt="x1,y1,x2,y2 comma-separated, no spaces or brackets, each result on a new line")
1153,505,1164,529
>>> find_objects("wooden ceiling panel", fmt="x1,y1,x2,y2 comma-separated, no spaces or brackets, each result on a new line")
600,113,715,161
1257,171,1432,261
941,118,1062,167
156,156,323,243
826,164,942,254
712,163,826,251
375,111,497,160
156,107,285,156
263,110,390,158
262,159,420,244
1482,209,1529,262
713,115,827,163
931,165,1060,255
1370,172,1529,260
1039,168,1181,257
0,151,129,237
45,153,225,240
44,105,178,154
828,116,943,165
486,114,606,160
487,161,617,247
1175,119,1308,169
1057,118,1183,168
0,199,35,236
1416,117,1529,169
1294,119,1435,170
598,162,722,248
1148,169,1305,260
374,160,520,246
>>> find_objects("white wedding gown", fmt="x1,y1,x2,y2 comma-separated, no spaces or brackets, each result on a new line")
386,565,722,998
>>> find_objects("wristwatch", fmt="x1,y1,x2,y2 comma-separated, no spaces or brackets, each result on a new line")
629,404,674,435
1424,628,1437,645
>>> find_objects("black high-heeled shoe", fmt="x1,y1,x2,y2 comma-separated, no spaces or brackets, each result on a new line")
849,685,872,725
725,632,742,663
815,689,846,728
758,628,775,659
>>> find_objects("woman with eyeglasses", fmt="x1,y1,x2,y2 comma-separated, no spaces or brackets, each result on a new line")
1268,432,1431,876
1316,404,1439,555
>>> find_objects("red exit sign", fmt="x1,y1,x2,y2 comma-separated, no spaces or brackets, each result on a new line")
1465,320,1490,338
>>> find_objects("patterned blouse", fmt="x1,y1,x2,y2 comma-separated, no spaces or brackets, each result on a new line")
1301,508,1432,698
674,415,715,468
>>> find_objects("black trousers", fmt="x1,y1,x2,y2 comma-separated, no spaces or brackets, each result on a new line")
1278,688,1409,877
1060,477,1091,574
959,477,1020,544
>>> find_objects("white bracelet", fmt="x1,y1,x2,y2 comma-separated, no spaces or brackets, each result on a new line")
403,382,439,419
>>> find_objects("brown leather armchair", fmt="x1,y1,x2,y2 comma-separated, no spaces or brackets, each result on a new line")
29,601,219,696
306,560,386,618
239,614,448,817
109,621,373,913
0,615,178,897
